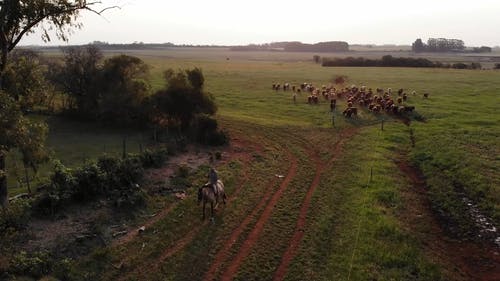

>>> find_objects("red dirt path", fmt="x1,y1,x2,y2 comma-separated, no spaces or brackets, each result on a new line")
218,153,298,281
273,129,358,280
273,156,322,281
203,177,278,281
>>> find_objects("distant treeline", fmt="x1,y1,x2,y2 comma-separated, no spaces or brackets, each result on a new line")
29,41,229,51
230,41,349,52
412,38,491,53
321,55,482,69
87,41,230,49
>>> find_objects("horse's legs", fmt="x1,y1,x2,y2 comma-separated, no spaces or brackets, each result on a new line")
202,201,206,220
210,202,214,219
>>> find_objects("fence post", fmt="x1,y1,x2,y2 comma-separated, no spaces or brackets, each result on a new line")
122,137,127,159
381,119,384,131
24,166,31,194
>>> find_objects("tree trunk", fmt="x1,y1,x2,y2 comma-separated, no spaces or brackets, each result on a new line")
0,31,8,208
0,154,8,208
0,32,8,89
24,164,31,195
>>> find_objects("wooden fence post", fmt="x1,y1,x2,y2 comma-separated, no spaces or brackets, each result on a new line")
122,137,127,159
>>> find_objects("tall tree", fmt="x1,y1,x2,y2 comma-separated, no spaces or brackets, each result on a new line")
99,54,150,124
56,45,103,116
412,38,426,52
0,0,117,207
151,68,216,131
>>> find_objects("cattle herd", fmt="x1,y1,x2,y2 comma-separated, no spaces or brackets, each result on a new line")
272,82,426,118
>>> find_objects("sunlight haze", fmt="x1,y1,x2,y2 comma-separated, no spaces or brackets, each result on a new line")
20,0,500,46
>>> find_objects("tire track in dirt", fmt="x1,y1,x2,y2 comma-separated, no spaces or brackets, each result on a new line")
218,153,298,281
274,128,359,281
203,176,278,281
398,159,500,281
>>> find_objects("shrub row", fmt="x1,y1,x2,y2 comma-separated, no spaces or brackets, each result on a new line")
322,55,482,69
32,149,169,215
7,251,73,280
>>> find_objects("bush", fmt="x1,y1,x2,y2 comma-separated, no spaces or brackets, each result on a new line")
33,151,155,215
0,198,32,231
32,161,75,215
97,155,122,189
451,62,468,69
215,151,222,160
191,114,217,143
72,162,105,202
10,251,53,278
206,129,230,146
119,157,144,183
110,183,146,209
177,164,190,178
190,114,229,146
52,258,75,281
138,148,169,168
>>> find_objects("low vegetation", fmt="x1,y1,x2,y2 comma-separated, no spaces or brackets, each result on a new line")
1,149,169,233
322,55,482,69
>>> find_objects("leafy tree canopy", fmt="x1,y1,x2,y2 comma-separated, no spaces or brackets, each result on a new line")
151,68,216,130
2,49,49,111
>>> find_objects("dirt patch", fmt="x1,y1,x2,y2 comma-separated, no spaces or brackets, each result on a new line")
145,136,260,192
397,159,500,281
144,146,212,191
23,202,111,256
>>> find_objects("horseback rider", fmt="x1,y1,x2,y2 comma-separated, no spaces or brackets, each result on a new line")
208,167,218,197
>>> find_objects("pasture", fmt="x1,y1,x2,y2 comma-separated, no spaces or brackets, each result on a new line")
7,47,500,280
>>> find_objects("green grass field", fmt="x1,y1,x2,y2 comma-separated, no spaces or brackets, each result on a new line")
6,48,499,280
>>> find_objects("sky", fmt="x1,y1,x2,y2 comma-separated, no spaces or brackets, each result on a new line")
19,0,500,47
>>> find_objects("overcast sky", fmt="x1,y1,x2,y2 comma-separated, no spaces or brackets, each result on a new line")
19,0,500,47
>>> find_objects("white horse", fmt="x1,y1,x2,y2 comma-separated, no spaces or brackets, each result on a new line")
197,180,227,220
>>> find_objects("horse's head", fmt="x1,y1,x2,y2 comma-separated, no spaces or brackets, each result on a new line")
198,184,209,204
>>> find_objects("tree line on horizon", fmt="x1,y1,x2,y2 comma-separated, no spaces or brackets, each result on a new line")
230,41,349,52
412,38,491,53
